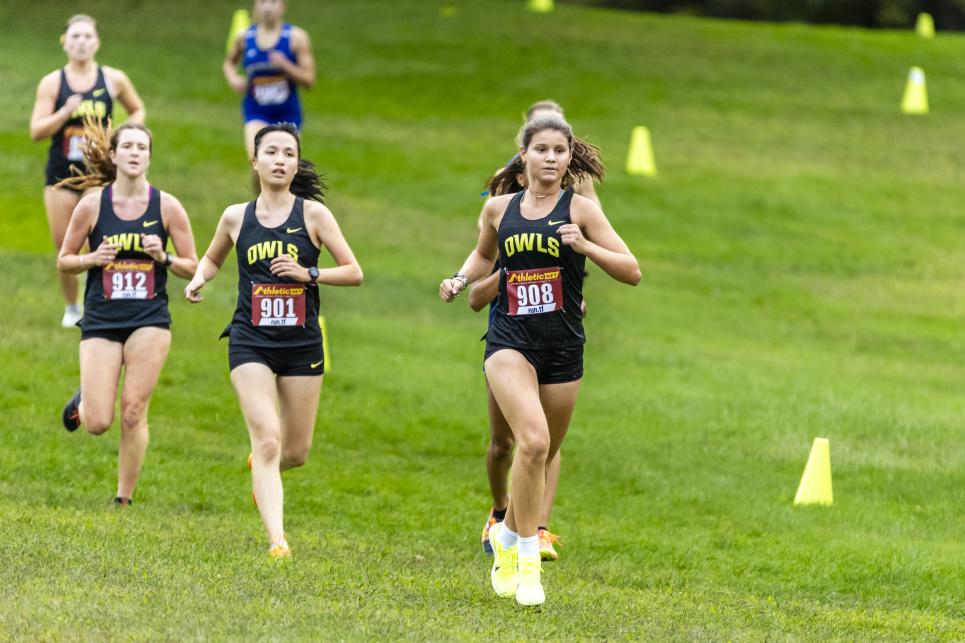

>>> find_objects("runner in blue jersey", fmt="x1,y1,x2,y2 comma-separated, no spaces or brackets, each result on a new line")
56,121,198,506
30,14,145,328
440,115,640,606
185,124,363,558
223,0,317,159
470,101,602,561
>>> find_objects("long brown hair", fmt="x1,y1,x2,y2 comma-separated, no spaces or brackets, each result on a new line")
55,118,153,191
253,123,326,202
486,116,605,197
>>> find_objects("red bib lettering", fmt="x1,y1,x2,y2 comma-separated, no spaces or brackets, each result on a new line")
251,283,306,327
103,260,155,300
505,267,563,316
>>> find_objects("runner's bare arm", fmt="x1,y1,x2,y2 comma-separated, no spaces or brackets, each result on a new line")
468,270,499,312
562,195,640,286
30,72,77,141
303,202,363,286
223,35,247,95
185,205,243,302
106,68,145,124
58,192,119,273
160,193,199,279
271,27,316,88
440,196,505,301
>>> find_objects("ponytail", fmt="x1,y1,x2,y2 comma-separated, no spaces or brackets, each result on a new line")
56,117,153,191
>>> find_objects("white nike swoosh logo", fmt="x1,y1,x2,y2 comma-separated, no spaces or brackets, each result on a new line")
311,361,323,369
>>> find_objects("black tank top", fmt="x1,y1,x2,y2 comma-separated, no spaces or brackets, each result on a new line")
227,197,322,348
48,67,113,176
81,186,170,331
487,189,586,348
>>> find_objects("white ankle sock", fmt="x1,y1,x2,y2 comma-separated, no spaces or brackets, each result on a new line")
519,534,539,558
498,524,518,549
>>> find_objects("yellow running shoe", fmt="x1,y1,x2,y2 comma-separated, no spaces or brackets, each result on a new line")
268,543,291,558
538,528,560,562
488,522,518,598
516,555,545,606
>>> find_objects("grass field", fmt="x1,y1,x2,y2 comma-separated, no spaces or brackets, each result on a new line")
3,0,965,638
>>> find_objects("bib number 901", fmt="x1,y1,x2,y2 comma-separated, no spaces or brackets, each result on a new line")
251,284,306,327
505,267,563,316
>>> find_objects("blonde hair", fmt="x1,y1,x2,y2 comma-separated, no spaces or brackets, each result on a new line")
56,116,153,191
60,14,97,45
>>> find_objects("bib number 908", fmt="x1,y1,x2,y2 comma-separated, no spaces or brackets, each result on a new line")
505,267,563,316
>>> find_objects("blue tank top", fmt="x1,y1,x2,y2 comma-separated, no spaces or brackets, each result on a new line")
243,24,299,109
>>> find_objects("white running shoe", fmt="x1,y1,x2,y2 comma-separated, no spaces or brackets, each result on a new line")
61,307,82,328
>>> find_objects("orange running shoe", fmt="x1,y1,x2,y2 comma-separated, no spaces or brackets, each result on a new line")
481,509,498,556
538,528,561,562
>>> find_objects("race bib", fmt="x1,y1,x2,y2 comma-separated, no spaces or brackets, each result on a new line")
505,267,563,316
251,75,290,106
251,284,306,327
63,125,86,162
103,260,155,300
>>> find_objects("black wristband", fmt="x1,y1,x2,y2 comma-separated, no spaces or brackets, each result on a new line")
163,252,173,267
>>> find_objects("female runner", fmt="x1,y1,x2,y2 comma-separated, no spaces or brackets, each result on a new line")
185,124,362,557
223,0,316,159
440,115,640,605
474,100,603,561
57,120,198,505
30,13,145,327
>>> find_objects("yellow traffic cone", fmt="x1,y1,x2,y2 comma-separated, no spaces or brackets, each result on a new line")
626,126,657,177
794,438,833,506
915,12,935,38
226,9,251,54
321,315,331,373
901,67,929,115
528,0,554,13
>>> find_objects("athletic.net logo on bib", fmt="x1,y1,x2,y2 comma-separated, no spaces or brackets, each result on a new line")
505,267,563,316
103,260,155,300
251,284,306,327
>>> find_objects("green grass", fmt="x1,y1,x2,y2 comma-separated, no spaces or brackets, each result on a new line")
2,0,965,638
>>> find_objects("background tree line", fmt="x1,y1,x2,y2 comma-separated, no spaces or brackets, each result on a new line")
568,0,965,30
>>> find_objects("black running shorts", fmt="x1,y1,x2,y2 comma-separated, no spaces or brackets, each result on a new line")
483,342,583,385
228,342,324,376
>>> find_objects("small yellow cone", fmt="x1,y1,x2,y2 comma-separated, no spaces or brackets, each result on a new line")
915,12,935,38
528,0,554,13
794,438,833,506
626,126,657,177
226,9,252,55
321,315,331,373
901,67,929,115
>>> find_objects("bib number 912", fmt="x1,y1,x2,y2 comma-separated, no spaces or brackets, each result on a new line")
103,260,155,300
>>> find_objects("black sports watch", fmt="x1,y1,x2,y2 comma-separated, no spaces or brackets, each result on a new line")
162,252,174,267
451,272,468,288
308,266,320,283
